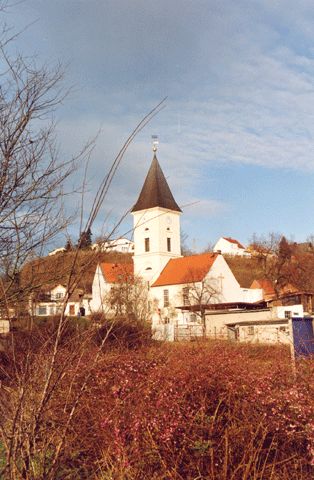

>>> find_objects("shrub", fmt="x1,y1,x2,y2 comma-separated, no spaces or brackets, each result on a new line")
1,340,314,479
93,315,153,349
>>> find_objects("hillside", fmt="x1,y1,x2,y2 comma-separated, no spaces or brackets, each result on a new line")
20,250,133,295
224,255,264,288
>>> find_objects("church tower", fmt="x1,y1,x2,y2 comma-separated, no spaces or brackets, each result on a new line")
131,150,182,284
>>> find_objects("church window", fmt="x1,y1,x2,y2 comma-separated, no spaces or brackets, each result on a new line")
163,289,169,307
145,237,150,252
167,237,171,252
182,287,190,306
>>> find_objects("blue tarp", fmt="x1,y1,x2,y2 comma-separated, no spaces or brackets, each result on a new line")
292,317,314,357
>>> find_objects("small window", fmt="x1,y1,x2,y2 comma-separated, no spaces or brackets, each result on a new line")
145,267,152,271
247,326,254,335
279,326,287,332
166,227,170,231
69,304,75,315
163,289,169,307
167,237,171,252
55,292,64,300
182,287,190,306
145,227,149,231
38,306,47,316
145,238,150,252
190,314,197,323
284,311,292,319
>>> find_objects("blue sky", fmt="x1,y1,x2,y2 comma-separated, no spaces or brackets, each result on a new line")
6,0,314,250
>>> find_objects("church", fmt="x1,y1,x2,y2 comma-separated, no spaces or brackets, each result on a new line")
90,148,264,336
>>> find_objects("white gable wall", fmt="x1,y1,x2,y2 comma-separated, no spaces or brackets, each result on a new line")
207,254,243,302
90,265,111,313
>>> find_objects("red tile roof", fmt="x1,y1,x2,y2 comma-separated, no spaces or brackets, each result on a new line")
152,253,218,287
223,237,245,249
100,262,133,283
250,279,275,296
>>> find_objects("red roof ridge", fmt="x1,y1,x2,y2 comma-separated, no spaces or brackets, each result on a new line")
223,237,245,249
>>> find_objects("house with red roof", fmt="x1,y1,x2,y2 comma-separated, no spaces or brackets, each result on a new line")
213,237,250,256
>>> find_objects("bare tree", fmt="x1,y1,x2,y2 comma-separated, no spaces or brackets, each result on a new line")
249,233,296,297
106,273,150,324
0,14,93,316
0,7,165,478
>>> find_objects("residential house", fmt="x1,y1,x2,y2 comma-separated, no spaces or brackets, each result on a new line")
213,237,250,256
250,278,313,314
31,284,92,317
91,238,134,254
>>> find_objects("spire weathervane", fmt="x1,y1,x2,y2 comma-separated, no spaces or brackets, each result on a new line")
152,135,159,153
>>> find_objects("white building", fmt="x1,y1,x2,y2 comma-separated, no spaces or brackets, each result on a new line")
31,284,92,317
213,237,250,256
91,238,134,254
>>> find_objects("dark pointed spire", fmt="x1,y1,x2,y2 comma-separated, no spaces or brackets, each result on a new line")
131,155,182,213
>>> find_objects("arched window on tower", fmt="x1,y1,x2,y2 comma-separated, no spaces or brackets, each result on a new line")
145,237,150,252
167,237,171,252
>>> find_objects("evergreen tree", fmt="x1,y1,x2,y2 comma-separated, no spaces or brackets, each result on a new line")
65,239,73,252
78,228,92,249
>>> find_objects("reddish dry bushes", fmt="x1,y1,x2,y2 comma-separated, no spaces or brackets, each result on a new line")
70,342,314,479
1,340,314,479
